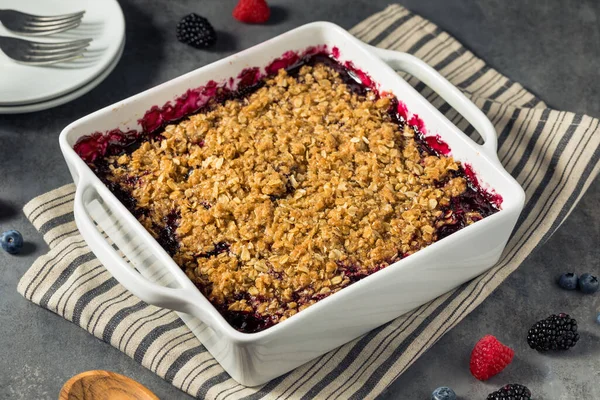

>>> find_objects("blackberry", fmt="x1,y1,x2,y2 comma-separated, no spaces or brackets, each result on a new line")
527,313,579,351
176,14,217,49
199,241,230,258
487,384,531,400
236,80,265,98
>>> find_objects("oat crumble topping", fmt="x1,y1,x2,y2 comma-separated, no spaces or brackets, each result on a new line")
92,61,497,332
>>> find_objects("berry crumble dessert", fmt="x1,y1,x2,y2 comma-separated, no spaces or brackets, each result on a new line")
75,53,499,333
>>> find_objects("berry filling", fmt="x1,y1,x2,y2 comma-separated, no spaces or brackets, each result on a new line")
74,49,500,333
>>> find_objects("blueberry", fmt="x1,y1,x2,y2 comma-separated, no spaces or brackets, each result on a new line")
1,230,24,254
558,272,578,290
432,386,457,400
578,273,599,294
596,312,600,325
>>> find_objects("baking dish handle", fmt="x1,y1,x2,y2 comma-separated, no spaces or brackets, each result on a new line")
367,46,498,156
73,176,216,322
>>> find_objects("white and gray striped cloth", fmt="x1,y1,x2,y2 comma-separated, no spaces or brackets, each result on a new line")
18,4,600,399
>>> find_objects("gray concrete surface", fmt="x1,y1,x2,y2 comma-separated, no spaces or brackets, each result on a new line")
1,0,599,398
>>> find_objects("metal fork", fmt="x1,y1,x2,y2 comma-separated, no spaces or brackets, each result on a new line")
0,36,91,65
0,9,85,36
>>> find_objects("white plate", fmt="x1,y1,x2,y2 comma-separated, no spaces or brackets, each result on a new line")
0,0,125,106
0,36,124,114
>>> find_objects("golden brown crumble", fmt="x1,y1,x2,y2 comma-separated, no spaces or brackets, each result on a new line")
101,63,481,329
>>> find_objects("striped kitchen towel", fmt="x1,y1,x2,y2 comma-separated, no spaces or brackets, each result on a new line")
18,4,600,400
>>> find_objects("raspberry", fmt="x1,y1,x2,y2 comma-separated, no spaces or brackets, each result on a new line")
469,335,514,381
232,0,271,24
176,14,217,49
487,383,531,400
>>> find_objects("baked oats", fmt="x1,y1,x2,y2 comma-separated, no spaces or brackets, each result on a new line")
80,56,498,332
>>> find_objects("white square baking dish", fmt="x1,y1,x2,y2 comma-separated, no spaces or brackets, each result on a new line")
59,22,525,386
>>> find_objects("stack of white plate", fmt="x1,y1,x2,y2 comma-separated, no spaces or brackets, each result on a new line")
0,0,125,114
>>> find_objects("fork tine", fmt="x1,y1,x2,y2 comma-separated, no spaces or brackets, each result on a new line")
27,38,92,49
15,21,81,36
24,11,85,23
19,53,85,66
27,42,90,54
20,19,80,31
24,14,84,27
23,48,86,63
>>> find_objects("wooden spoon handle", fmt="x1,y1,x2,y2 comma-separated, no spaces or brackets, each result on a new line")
59,370,159,400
